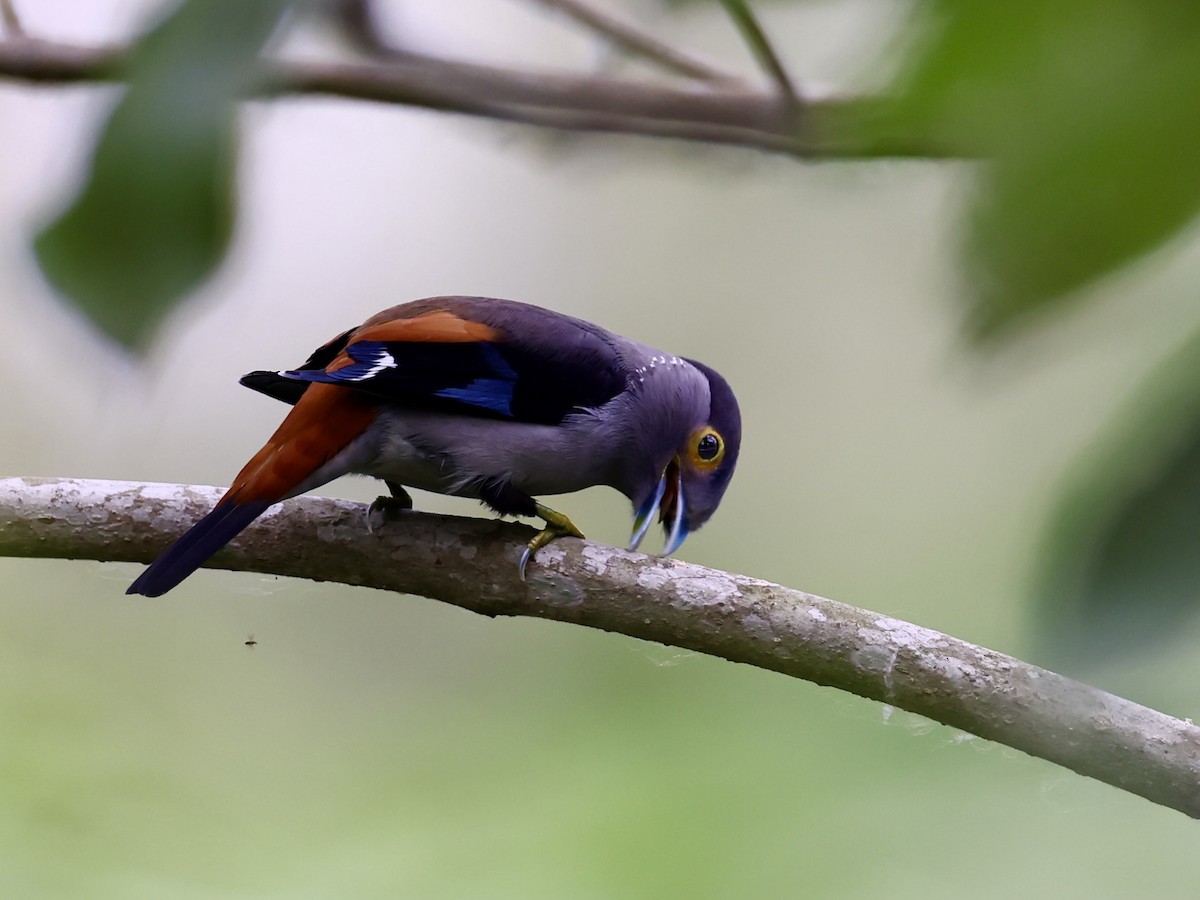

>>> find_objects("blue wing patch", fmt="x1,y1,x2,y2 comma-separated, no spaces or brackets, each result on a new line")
432,343,517,415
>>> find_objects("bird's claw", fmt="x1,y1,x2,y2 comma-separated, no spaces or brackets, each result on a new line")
366,485,413,536
519,503,585,581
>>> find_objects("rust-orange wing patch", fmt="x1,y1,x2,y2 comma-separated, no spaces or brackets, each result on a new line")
353,310,502,344
225,383,377,504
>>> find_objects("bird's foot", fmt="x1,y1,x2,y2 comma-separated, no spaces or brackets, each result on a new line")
367,483,413,535
519,502,585,581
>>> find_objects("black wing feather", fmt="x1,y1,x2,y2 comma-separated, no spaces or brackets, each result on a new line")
240,299,628,424
239,327,355,406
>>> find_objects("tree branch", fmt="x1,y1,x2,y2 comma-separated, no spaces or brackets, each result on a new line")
719,0,797,103
0,0,22,37
529,0,743,85
328,0,393,56
2,476,1199,817
333,0,743,86
0,37,945,158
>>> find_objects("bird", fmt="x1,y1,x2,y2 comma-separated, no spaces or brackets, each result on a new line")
126,296,741,597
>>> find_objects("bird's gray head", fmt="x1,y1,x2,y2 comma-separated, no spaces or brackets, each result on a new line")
626,358,741,556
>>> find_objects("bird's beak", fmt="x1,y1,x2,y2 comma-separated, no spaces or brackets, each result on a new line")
628,458,688,556
628,470,665,552
660,459,688,556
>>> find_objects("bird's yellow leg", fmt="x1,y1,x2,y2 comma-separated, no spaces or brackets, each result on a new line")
519,502,585,580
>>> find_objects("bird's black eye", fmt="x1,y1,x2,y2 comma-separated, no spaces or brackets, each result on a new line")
687,428,725,469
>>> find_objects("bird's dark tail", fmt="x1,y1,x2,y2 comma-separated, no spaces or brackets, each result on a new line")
126,499,272,597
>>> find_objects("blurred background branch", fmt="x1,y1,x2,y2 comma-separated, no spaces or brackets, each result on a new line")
717,0,797,102
3,476,1200,819
0,35,917,159
0,0,22,36
528,0,743,84
0,36,119,81
334,0,754,88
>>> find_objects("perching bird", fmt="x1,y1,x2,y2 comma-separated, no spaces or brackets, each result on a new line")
127,296,741,597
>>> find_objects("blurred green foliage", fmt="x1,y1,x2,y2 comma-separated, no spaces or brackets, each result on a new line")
35,0,293,351
1036,329,1200,664
889,0,1200,337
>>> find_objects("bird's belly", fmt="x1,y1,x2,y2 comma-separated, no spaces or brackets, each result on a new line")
354,431,466,495
360,409,614,500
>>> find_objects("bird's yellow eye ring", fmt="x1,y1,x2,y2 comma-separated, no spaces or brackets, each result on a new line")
688,427,725,469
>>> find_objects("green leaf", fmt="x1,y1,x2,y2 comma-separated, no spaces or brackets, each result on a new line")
889,1,1200,337
1035,325,1200,663
35,0,294,352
